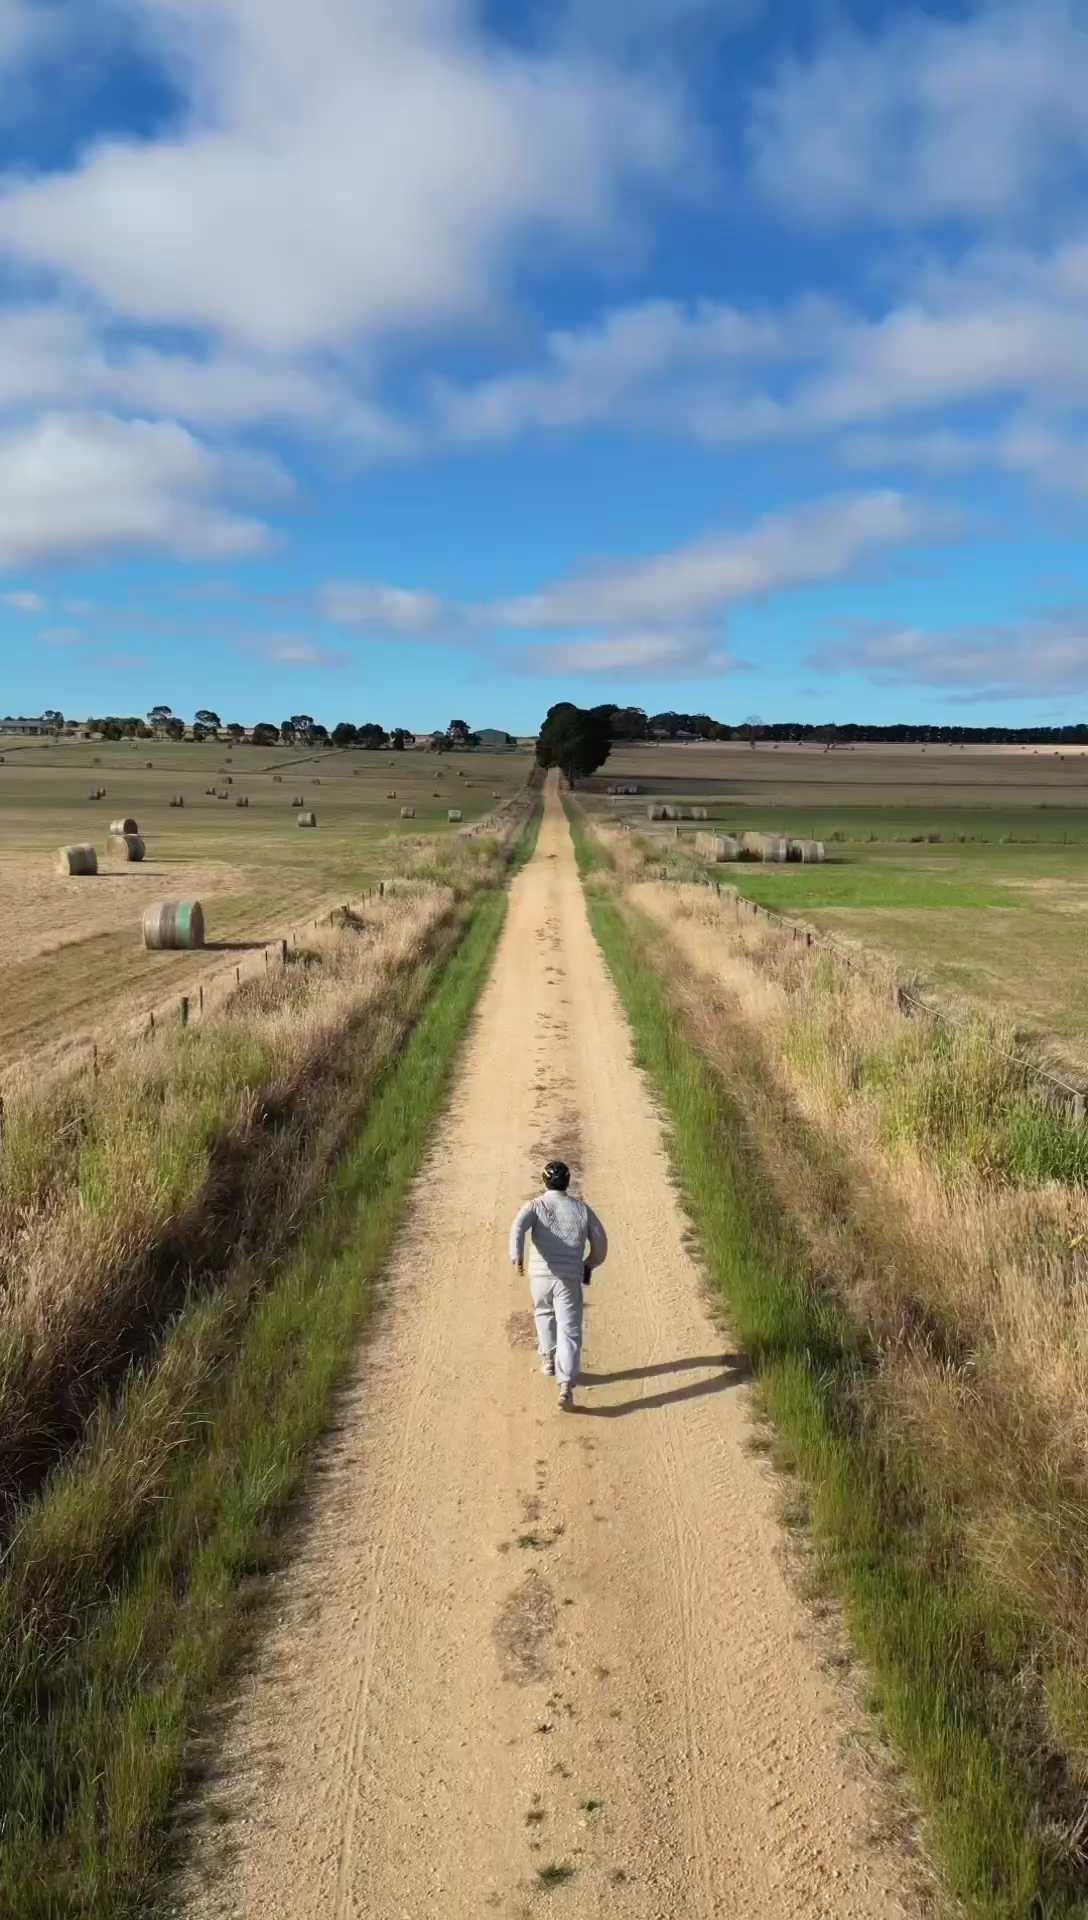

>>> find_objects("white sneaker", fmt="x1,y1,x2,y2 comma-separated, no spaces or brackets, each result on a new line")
557,1382,574,1410
540,1353,555,1376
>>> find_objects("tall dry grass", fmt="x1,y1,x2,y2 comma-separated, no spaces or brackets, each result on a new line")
632,875,1088,1786
0,815,529,1516
0,886,454,1505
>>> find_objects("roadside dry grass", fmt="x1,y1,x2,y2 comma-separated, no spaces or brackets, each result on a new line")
635,878,1088,1794
566,800,1088,1913
0,819,525,1519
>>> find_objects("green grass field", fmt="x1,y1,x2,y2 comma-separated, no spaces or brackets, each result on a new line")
0,735,532,1071
580,742,1088,1061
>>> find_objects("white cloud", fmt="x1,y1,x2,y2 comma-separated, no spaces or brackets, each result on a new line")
997,418,1088,498
237,632,349,667
0,302,411,446
811,609,1088,696
506,628,737,676
311,493,942,676
319,579,447,633
0,587,43,610
0,412,282,569
0,0,687,355
426,295,838,445
749,1,1088,228
36,625,84,645
490,492,948,629
410,231,1088,504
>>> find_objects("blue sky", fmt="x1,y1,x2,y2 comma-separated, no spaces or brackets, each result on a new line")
2,0,1088,733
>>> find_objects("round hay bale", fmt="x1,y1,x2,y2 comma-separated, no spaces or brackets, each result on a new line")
742,831,789,863
297,810,317,827
696,831,738,863
109,816,139,835
109,833,145,861
145,761,153,768
386,790,397,798
447,807,462,823
142,900,205,950
57,843,97,876
400,805,415,818
273,774,283,783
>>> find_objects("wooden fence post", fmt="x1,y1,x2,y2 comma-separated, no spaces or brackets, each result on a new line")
281,938,288,964
180,996,189,1027
199,984,204,1012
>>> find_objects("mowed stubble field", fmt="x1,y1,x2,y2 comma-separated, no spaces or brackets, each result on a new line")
585,739,1088,1061
0,736,532,1075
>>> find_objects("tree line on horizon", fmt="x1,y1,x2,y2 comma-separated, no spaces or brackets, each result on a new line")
27,701,1088,757
58,710,500,751
535,700,1088,787
592,704,1088,747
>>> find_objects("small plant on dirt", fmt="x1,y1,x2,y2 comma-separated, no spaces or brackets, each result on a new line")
535,1862,575,1888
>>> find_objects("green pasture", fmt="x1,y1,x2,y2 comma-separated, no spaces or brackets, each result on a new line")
580,749,1088,1063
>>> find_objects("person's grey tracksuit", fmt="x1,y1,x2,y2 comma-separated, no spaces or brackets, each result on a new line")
509,1192,608,1386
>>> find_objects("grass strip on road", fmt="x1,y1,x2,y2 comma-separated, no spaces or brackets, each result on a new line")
567,807,1083,1920
0,829,530,1918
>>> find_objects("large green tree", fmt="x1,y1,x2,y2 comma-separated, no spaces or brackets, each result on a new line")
535,702,613,786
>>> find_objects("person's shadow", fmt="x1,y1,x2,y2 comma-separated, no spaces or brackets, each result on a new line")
576,1352,750,1417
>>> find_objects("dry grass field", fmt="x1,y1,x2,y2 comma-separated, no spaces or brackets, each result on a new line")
0,735,531,1075
582,740,1088,1062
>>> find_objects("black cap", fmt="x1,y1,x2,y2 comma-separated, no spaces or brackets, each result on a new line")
542,1160,571,1191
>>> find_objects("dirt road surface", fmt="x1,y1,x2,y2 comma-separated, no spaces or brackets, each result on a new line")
179,784,914,1920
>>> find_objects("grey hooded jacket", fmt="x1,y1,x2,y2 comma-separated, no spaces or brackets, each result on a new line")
509,1191,608,1288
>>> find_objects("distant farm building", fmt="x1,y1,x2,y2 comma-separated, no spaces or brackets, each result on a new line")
475,728,517,751
0,715,50,735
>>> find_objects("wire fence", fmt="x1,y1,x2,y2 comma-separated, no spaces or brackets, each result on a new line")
0,880,407,1124
619,823,1088,1123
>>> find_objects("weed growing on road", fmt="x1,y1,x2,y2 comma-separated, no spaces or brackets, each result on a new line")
535,1862,576,1888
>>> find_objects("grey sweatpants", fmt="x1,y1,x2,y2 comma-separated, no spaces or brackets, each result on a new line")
531,1271,584,1386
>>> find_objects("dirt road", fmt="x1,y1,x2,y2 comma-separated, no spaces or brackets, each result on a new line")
180,784,913,1920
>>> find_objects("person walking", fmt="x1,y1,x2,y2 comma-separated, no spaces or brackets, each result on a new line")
510,1161,608,1410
